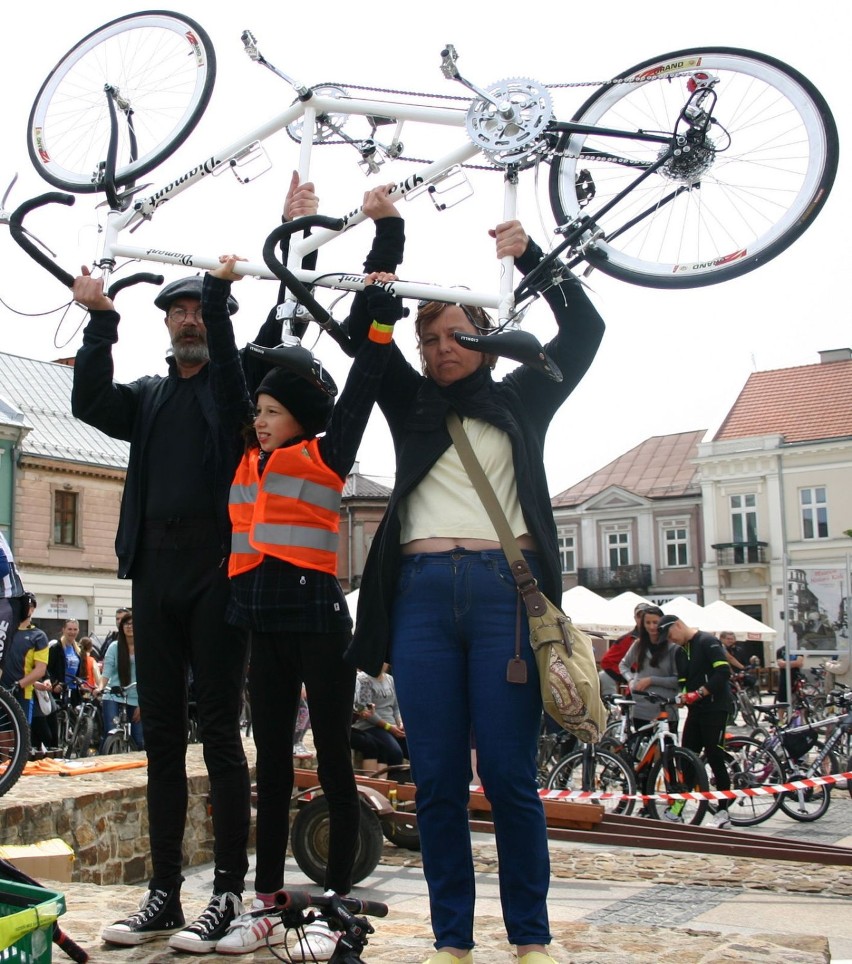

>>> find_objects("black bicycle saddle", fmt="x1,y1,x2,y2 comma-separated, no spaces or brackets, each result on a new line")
245,341,339,398
453,329,563,382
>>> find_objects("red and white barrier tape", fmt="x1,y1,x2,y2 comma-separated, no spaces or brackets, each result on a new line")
470,771,852,803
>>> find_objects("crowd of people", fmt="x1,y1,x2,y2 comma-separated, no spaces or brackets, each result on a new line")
1,604,142,754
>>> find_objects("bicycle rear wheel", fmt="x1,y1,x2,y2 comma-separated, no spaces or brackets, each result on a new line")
28,12,216,192
549,47,838,288
0,690,30,795
545,747,637,815
723,737,785,827
645,746,709,825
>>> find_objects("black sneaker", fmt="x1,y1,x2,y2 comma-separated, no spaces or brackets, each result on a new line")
168,892,245,954
101,888,185,945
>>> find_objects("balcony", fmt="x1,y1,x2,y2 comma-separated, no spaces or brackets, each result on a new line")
578,564,652,593
711,542,769,566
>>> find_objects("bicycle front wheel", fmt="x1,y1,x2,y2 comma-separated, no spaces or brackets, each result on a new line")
102,732,137,754
28,12,216,192
545,747,637,815
645,746,709,825
724,737,785,827
549,48,838,288
0,690,30,795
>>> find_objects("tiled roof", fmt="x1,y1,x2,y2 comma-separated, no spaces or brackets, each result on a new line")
714,357,852,442
552,430,706,507
0,352,129,469
343,473,392,499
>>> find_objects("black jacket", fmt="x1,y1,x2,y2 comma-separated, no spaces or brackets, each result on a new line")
345,240,605,675
71,283,252,578
676,630,733,713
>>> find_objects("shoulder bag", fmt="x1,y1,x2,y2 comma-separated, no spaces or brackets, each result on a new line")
446,411,606,742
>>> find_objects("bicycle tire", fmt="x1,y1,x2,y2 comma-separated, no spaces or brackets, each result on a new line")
291,797,384,886
28,11,216,192
645,746,709,825
545,747,637,815
102,732,138,754
0,690,30,795
723,737,785,827
549,47,838,288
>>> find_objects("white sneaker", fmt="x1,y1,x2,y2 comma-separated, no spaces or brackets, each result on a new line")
293,742,314,759
292,919,341,962
713,809,732,830
216,900,285,955
660,807,684,823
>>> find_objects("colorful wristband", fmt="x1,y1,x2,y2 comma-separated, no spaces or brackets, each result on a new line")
368,321,394,344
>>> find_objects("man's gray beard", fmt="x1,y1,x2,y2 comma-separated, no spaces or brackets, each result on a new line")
171,339,210,366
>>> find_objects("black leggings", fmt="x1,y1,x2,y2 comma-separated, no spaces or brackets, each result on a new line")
682,708,730,807
250,629,359,895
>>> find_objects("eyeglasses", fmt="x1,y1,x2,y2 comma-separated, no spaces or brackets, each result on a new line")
167,306,203,323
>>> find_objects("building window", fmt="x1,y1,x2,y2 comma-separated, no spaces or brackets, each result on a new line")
800,487,828,539
53,490,78,546
605,529,631,568
662,524,689,567
557,528,576,574
730,493,758,562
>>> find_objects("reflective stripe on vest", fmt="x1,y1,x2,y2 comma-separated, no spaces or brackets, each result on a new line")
228,440,342,577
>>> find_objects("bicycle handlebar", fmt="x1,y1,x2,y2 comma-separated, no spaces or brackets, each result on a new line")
10,192,166,300
261,215,354,356
9,192,76,288
273,890,388,919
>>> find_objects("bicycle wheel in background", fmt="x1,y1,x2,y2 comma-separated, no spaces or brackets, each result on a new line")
545,747,637,815
102,731,138,754
0,690,30,795
723,737,786,827
28,12,216,192
549,48,838,288
645,746,709,825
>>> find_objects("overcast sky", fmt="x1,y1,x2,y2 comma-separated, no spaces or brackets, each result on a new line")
1,1,848,492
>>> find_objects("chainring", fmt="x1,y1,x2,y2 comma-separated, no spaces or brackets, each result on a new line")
287,85,351,144
465,77,553,165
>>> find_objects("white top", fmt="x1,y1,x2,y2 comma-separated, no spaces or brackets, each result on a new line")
399,417,528,543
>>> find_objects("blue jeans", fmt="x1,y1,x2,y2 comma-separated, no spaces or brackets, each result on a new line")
390,550,551,950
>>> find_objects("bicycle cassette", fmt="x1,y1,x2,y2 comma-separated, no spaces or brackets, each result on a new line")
465,78,553,165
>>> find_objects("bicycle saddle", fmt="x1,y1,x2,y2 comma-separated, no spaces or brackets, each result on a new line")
453,329,563,382
245,341,339,398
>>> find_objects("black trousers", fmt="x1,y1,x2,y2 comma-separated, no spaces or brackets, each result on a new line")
250,629,358,895
682,707,731,808
132,524,250,895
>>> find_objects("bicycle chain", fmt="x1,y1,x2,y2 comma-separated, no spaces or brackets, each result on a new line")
294,75,674,165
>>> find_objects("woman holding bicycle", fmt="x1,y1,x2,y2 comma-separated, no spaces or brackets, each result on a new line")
346,220,604,964
205,185,406,960
100,611,143,749
618,605,679,731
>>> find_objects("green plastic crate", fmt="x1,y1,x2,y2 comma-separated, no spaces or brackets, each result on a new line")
0,879,65,963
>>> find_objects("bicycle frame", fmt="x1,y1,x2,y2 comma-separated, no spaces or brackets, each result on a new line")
96,90,672,325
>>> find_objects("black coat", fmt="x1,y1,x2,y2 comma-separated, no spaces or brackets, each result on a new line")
346,241,605,675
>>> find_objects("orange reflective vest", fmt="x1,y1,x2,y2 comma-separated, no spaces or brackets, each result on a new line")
228,439,343,577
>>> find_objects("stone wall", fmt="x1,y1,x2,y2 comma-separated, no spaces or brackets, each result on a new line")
0,744,257,885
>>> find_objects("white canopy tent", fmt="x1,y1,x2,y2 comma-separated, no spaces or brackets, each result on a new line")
562,586,632,636
701,600,777,641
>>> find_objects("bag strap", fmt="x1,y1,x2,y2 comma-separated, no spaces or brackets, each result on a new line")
445,411,547,618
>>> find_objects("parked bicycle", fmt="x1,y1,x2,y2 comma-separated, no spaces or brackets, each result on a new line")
58,678,102,759
535,713,578,788
600,694,709,824
545,737,637,816
0,685,30,795
5,12,838,377
746,689,852,822
101,683,141,754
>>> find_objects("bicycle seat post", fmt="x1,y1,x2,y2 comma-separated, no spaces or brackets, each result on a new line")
498,171,519,327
